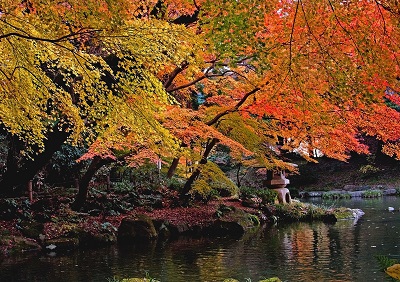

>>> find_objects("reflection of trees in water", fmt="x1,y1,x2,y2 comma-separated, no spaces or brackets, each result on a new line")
2,204,399,282
270,221,359,281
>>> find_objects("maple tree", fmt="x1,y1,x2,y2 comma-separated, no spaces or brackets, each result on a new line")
152,0,400,197
1,0,400,204
0,0,197,199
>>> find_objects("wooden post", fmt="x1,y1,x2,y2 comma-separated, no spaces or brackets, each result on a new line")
27,180,33,202
157,158,162,174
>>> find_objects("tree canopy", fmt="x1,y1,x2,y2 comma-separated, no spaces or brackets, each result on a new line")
0,0,400,201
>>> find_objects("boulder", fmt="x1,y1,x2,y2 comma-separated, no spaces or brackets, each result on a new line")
324,208,365,223
168,222,191,235
242,196,262,208
19,221,44,240
118,214,158,243
206,209,259,237
384,188,397,196
121,279,158,282
152,220,172,238
79,231,117,247
0,236,41,254
45,237,79,251
302,191,324,197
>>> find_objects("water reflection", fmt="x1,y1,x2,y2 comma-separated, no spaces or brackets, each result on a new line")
1,197,400,281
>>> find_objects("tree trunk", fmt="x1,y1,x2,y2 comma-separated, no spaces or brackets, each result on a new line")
180,138,219,197
167,157,180,179
71,156,112,211
0,130,69,197
236,164,242,188
166,142,188,179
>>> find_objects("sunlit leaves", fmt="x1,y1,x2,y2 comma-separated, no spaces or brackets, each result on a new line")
386,264,400,280
2,0,400,175
0,1,200,161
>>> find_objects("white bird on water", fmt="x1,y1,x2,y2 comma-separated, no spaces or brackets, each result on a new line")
388,207,395,212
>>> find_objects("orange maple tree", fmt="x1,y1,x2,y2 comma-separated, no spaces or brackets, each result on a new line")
163,1,400,152
77,0,400,199
150,0,400,197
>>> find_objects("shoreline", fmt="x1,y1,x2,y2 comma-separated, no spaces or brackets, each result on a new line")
298,187,398,198
0,195,370,257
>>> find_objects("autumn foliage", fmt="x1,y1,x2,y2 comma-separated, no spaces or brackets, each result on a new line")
0,0,400,204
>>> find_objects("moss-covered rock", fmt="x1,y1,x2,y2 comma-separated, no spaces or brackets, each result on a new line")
222,278,281,282
192,161,238,200
118,214,158,243
0,235,41,255
121,279,158,282
19,221,44,240
259,278,282,282
271,201,365,223
45,237,79,251
79,231,117,247
206,208,259,237
332,207,364,220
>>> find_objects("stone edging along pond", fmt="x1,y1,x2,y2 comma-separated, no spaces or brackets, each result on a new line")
299,187,398,199
0,193,371,257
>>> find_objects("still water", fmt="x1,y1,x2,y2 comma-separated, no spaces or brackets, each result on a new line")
1,197,400,282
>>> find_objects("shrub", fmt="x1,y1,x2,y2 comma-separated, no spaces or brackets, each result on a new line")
111,161,164,191
113,181,134,193
359,164,380,174
240,186,277,204
322,191,351,200
376,255,398,271
191,162,238,201
362,190,383,198
273,202,330,221
167,177,185,191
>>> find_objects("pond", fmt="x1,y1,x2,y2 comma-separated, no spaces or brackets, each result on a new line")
1,196,400,282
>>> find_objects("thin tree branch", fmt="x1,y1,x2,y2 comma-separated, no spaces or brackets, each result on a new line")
299,0,339,66
374,0,388,34
289,0,300,70
0,29,100,43
163,61,189,89
167,71,232,92
327,0,365,65
374,0,400,17
206,86,262,126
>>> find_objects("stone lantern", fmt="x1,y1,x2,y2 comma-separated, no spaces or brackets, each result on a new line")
264,170,292,204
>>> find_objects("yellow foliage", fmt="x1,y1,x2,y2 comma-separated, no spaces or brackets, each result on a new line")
386,264,400,280
192,161,238,197
0,1,201,159
121,279,153,282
